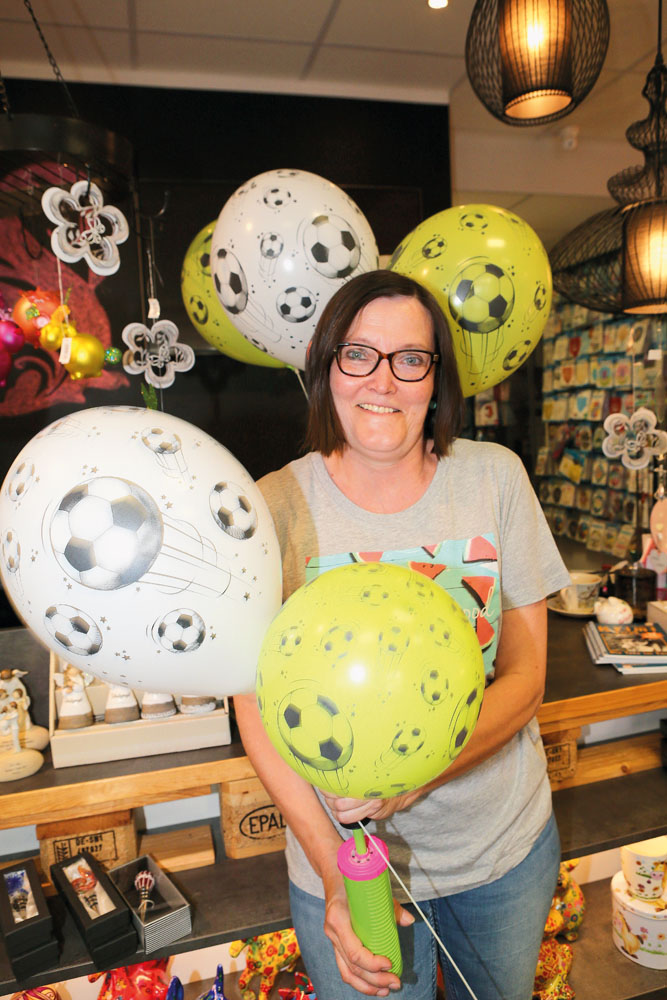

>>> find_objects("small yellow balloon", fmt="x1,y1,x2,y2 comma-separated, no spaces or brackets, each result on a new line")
40,320,77,351
64,333,105,380
389,204,552,397
181,222,285,368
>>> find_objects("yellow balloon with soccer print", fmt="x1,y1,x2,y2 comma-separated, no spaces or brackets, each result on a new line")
388,204,552,396
256,561,485,799
181,222,285,368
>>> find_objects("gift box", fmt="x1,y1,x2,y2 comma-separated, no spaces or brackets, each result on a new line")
50,849,138,966
109,854,192,954
0,858,59,976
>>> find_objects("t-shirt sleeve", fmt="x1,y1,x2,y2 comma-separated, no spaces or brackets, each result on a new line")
496,451,571,610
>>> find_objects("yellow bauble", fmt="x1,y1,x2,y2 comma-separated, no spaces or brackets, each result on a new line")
389,204,552,396
40,320,77,351
181,223,285,368
64,333,105,380
257,562,485,799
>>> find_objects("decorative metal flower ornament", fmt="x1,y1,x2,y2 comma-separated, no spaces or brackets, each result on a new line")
602,407,667,469
41,180,129,275
121,319,195,388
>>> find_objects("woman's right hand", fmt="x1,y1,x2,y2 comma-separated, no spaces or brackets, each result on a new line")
321,869,412,997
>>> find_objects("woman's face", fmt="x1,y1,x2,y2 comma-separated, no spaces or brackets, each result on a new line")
329,295,436,466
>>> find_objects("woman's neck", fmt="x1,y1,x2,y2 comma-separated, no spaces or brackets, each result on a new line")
322,444,438,513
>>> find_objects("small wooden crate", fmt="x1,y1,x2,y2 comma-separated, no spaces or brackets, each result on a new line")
36,809,138,874
543,728,579,783
219,776,286,859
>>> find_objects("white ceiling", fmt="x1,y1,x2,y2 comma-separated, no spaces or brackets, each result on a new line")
1,0,665,249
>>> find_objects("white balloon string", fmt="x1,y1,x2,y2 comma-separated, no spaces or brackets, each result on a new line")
291,366,309,401
361,825,482,1000
56,255,64,307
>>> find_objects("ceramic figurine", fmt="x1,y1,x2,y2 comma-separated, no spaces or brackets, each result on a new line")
229,929,301,1000
11,987,63,1000
594,595,634,625
0,668,48,751
104,684,140,724
544,860,586,942
90,960,170,1000
140,692,177,719
54,665,94,729
0,707,44,780
179,694,217,715
277,971,317,1000
195,964,231,1000
532,938,575,1000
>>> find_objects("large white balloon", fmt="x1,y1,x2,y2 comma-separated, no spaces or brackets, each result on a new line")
211,168,379,369
0,407,282,695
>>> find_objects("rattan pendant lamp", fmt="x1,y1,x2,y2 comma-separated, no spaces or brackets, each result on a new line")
550,0,667,314
465,0,610,126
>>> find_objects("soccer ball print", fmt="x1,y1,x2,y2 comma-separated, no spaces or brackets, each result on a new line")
256,562,485,799
211,169,379,369
180,221,285,368
0,406,282,695
389,204,552,396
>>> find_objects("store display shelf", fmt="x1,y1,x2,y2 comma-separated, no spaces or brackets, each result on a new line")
0,848,292,994
553,768,667,860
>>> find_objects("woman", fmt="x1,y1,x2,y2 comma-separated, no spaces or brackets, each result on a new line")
235,270,570,1000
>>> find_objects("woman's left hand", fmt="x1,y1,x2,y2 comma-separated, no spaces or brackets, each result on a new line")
322,790,421,824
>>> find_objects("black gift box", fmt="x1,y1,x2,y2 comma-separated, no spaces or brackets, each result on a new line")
0,858,59,978
7,937,61,980
0,858,55,957
50,850,137,964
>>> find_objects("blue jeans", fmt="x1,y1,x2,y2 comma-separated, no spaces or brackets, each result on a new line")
289,812,560,1000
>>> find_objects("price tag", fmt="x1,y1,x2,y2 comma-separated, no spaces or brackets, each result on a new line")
59,337,72,364
148,298,161,319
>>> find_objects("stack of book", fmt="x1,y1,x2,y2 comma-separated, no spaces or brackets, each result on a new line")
583,620,667,675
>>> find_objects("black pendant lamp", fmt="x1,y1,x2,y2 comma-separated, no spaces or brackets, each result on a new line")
466,0,609,126
0,0,133,219
550,0,667,315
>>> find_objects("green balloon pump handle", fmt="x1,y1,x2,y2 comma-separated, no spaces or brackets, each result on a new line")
337,825,403,976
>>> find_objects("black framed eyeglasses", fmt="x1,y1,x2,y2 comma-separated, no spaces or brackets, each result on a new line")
334,343,439,382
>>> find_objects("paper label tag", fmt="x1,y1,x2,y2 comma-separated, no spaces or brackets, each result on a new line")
148,298,161,319
59,337,72,364
647,348,663,360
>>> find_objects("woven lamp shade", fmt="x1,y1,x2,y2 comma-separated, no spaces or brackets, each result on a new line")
622,200,667,313
466,0,609,126
551,51,667,314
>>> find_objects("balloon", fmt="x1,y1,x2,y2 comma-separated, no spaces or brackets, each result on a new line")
389,204,552,397
211,169,379,369
181,222,285,368
12,289,62,344
256,561,485,799
64,332,105,379
0,406,282,695
0,319,25,355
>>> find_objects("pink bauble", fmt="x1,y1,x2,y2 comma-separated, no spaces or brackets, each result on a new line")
0,319,25,355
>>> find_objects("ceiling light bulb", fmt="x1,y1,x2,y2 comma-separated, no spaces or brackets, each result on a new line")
428,0,449,8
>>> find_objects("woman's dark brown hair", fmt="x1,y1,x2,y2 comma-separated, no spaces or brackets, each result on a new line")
304,270,465,457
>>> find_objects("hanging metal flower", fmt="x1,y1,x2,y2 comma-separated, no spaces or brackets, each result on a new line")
121,319,195,388
41,180,129,276
601,407,667,469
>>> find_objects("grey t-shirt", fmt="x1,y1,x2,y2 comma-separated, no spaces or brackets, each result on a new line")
258,439,570,900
